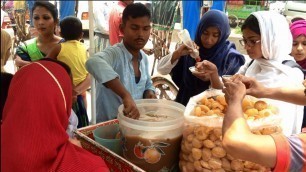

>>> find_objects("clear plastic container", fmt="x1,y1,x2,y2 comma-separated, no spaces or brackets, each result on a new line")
118,99,185,172
93,123,122,156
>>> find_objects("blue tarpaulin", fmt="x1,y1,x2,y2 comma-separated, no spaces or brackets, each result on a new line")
59,1,75,21
211,0,226,12
182,1,202,40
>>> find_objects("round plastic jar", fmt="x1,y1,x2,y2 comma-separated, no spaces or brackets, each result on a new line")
118,99,185,172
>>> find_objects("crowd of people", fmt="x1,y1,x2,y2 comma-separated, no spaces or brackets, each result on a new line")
196,11,305,135
1,0,306,171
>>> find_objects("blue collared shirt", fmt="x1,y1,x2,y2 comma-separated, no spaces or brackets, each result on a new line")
86,43,155,122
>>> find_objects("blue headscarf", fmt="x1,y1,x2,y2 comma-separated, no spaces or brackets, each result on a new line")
195,10,232,69
171,10,245,106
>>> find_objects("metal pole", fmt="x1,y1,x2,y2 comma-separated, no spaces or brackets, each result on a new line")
88,1,96,124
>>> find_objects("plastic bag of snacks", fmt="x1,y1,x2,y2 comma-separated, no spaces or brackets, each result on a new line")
179,89,282,172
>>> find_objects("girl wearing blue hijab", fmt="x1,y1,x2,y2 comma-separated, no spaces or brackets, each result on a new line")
157,10,245,106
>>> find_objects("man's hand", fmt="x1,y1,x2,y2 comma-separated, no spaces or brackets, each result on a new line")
231,74,266,98
222,79,246,105
122,95,140,120
143,90,157,99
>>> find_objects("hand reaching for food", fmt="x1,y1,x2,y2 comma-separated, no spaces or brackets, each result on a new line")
123,96,140,120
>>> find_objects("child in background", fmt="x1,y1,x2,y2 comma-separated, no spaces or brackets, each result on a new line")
196,11,304,136
290,20,306,73
289,19,306,129
47,16,90,128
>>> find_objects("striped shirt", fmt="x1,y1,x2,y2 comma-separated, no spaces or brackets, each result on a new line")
85,42,155,122
272,133,306,171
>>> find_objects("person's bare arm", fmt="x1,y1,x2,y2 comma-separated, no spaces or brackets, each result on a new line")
14,55,31,68
222,80,277,168
209,71,223,89
258,87,305,106
74,74,91,96
104,78,140,119
232,75,306,106
46,44,61,59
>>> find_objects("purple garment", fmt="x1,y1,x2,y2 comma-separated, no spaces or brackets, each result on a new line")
297,58,306,70
287,134,305,171
4,1,14,10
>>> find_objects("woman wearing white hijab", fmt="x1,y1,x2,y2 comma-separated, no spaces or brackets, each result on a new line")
196,11,304,136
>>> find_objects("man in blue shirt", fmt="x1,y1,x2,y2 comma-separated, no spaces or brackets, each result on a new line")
86,3,156,122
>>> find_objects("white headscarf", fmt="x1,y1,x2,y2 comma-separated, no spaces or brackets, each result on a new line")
239,11,304,135
241,11,303,87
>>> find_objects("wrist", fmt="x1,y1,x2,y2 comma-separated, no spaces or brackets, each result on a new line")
227,99,242,106
261,87,273,98
210,70,219,78
172,50,180,62
122,92,132,100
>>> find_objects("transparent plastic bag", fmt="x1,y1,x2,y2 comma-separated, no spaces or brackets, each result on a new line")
179,89,281,172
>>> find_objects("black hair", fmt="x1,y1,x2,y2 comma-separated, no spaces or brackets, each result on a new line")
1,72,13,120
122,3,151,24
241,14,261,35
60,16,82,40
291,17,305,23
32,1,58,23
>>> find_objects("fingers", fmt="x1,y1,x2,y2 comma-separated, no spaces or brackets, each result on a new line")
221,77,231,84
124,107,140,119
192,42,199,50
195,62,203,70
223,80,245,93
179,44,190,50
144,91,157,99
192,71,210,80
149,94,157,99
230,74,243,82
232,74,255,86
123,104,140,120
